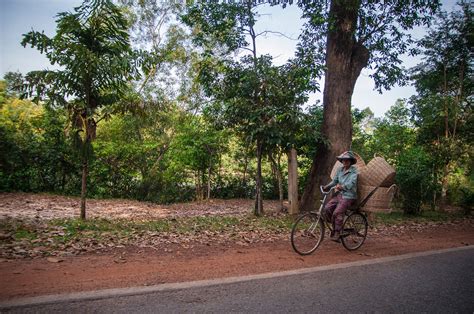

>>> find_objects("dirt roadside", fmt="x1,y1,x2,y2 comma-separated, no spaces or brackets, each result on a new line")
0,192,473,301
1,220,472,301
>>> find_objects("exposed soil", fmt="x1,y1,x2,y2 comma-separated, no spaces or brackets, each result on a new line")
0,193,472,301
0,192,274,221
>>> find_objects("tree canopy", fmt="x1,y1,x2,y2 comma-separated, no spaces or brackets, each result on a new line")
1,0,472,217
297,0,442,211
21,0,143,219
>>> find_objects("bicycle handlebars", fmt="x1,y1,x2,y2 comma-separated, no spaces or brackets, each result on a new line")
320,185,335,195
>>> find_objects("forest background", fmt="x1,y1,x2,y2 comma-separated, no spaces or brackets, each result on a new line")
0,0,472,218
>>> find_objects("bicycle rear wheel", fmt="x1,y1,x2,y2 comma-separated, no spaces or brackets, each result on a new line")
341,212,368,251
291,213,325,255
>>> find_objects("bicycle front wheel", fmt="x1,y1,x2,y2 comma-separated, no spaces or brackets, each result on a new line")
291,212,325,255
341,212,368,251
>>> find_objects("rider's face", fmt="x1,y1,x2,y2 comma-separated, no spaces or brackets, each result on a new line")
342,159,351,167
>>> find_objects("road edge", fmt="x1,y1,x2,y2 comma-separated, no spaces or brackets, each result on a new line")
1,245,472,309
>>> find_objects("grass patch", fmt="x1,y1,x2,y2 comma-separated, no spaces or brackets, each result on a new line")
2,210,469,247
46,215,294,238
373,209,469,225
14,228,37,240
0,220,39,241
172,216,242,233
248,216,294,231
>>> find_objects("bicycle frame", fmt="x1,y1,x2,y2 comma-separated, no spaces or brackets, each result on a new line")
316,186,336,229
317,185,335,214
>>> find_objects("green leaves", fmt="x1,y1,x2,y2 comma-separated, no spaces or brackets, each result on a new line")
22,0,140,108
396,146,435,214
183,2,314,160
298,0,441,92
21,31,52,55
19,0,145,218
181,2,249,56
408,3,473,203
0,85,78,193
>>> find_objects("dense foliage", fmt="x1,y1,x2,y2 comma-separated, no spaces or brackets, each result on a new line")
0,1,472,215
20,0,144,219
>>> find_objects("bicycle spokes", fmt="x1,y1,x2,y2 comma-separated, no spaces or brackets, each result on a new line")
341,212,368,251
291,213,325,255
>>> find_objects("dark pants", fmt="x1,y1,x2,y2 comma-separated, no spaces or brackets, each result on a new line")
323,194,356,232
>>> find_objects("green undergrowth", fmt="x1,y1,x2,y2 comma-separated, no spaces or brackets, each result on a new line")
47,215,295,236
372,209,470,226
0,215,295,243
1,210,470,244
12,228,39,241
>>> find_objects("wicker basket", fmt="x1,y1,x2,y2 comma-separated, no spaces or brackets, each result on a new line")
358,157,395,187
330,152,366,179
357,184,377,204
359,184,397,213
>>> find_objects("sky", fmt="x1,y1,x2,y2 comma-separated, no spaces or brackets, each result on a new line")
0,0,460,117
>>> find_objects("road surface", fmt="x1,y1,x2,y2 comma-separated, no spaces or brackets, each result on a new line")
2,246,473,313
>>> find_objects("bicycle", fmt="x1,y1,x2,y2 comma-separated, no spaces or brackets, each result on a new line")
290,186,368,255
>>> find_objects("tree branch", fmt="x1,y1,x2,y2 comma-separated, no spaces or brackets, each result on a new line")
357,5,391,45
151,8,171,50
240,46,256,54
255,30,297,41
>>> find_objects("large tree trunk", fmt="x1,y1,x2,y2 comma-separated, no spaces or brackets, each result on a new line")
300,0,369,211
287,147,299,215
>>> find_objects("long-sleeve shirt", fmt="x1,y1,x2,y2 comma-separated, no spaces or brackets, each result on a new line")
327,165,358,199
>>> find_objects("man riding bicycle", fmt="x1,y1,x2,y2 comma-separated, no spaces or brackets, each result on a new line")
322,151,358,242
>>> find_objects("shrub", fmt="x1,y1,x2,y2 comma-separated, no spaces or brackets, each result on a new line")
459,187,474,215
396,147,436,214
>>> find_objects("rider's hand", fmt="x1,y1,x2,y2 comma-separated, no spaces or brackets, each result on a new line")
335,184,343,191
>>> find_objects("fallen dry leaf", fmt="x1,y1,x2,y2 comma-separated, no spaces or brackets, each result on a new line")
113,259,127,264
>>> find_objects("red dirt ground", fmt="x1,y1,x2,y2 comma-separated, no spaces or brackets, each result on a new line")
0,193,472,301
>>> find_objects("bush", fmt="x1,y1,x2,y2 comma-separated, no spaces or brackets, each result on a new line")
459,187,474,214
212,176,255,199
396,147,436,214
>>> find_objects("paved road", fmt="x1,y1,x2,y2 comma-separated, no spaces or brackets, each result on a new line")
2,247,473,313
